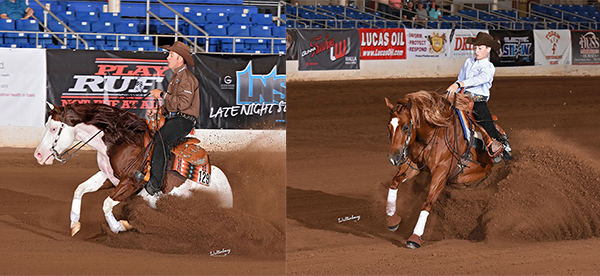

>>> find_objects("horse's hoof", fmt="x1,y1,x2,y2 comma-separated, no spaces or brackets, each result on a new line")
387,214,402,232
406,234,422,249
71,221,81,236
119,220,134,231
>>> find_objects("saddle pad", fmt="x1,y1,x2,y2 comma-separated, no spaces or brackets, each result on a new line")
456,108,471,142
171,155,211,186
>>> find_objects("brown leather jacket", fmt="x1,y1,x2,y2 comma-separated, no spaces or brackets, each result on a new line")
163,65,200,118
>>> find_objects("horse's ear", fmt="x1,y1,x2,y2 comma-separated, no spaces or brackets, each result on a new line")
385,97,395,110
47,101,55,110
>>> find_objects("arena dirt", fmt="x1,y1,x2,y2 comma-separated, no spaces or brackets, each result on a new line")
0,147,285,274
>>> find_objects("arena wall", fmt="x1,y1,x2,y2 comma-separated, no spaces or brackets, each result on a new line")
286,59,600,81
0,127,285,152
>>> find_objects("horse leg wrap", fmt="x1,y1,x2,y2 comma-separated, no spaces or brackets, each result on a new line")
413,210,429,237
70,196,82,222
386,188,398,216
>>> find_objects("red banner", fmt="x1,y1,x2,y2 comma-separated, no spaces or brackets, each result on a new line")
359,28,406,60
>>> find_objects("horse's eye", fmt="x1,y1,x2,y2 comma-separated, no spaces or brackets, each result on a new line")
51,127,56,132
402,125,409,132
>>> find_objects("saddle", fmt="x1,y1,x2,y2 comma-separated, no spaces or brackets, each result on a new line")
139,109,211,187
455,108,509,160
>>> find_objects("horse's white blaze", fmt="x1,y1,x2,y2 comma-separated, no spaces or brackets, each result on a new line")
390,118,399,136
413,210,429,237
103,197,122,233
386,188,398,216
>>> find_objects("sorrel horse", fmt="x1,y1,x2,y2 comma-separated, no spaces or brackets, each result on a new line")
384,91,505,249
34,103,233,236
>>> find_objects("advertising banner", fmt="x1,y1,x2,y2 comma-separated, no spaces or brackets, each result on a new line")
489,30,535,67
359,28,406,60
571,30,600,65
405,29,451,58
297,29,360,70
0,48,46,127
46,50,285,129
47,49,169,121
448,29,488,59
534,30,572,66
196,54,286,129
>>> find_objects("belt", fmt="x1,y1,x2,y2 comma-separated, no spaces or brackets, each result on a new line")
464,91,488,102
166,111,196,123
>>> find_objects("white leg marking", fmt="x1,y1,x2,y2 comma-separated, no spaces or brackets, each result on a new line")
71,171,108,223
386,188,398,216
103,197,122,233
413,210,430,237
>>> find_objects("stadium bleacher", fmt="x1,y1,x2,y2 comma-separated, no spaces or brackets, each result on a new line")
286,3,600,31
0,0,285,54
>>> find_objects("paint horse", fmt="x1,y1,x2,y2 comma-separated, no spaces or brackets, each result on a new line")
384,91,508,249
34,103,233,236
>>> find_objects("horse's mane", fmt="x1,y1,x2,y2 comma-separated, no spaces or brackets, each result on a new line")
398,91,472,127
52,103,150,146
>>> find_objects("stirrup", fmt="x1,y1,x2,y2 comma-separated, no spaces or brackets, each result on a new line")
487,140,503,158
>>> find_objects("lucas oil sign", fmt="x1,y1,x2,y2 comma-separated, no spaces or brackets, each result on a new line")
359,28,406,60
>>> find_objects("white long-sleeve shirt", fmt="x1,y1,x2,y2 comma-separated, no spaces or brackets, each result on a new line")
456,57,496,99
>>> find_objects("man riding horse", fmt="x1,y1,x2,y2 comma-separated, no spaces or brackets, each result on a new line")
135,41,200,196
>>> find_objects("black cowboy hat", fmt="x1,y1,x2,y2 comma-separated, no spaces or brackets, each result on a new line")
160,41,194,66
466,32,501,52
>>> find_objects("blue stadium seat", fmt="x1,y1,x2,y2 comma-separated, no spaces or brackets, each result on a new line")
0,19,15,30
91,22,114,33
183,11,206,24
4,32,28,44
68,21,92,32
229,13,251,23
249,25,271,37
55,10,76,22
130,35,154,47
205,12,229,23
28,33,53,46
120,4,145,17
227,24,250,36
114,21,139,34
47,20,67,32
99,12,121,23
272,26,284,38
81,34,107,46
16,19,38,31
76,11,99,22
204,24,228,36
251,13,273,24
67,2,102,13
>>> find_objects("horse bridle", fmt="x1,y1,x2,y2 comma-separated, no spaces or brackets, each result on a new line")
390,104,414,165
50,107,102,164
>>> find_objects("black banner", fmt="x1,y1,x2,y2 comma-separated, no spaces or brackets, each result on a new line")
297,29,360,70
571,30,600,65
286,28,298,60
489,30,535,67
195,54,286,129
46,50,285,129
47,49,169,120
